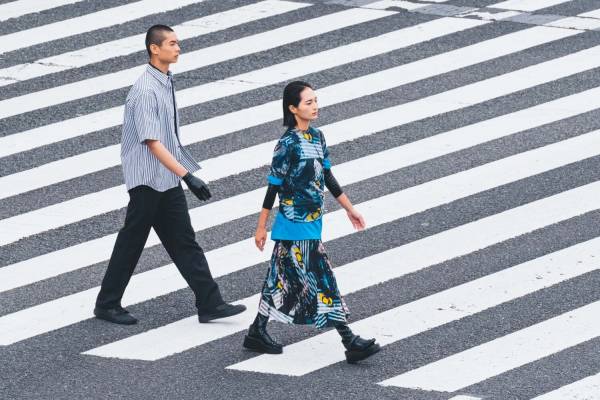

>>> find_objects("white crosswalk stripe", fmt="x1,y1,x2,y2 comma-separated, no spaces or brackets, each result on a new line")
378,301,600,392
0,9,473,157
447,396,483,400
4,8,595,158
0,0,86,22
0,16,488,197
1,0,599,398
492,0,574,12
531,372,600,399
0,6,394,120
580,8,600,18
0,0,203,55
227,228,600,375
83,132,600,360
3,158,600,346
3,29,597,244
2,87,598,293
0,0,311,87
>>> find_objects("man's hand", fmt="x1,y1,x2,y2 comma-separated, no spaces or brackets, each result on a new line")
183,172,212,201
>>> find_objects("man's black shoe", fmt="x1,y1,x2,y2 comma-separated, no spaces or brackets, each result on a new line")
198,303,246,323
94,306,138,325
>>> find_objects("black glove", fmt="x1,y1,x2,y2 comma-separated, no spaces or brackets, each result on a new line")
182,172,211,201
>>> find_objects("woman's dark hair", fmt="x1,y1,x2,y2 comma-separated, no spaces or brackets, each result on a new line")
282,81,313,129
145,24,174,57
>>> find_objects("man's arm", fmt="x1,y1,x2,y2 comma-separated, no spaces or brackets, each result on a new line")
146,139,211,200
145,139,187,177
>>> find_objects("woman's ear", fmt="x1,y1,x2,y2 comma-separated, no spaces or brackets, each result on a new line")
288,104,296,115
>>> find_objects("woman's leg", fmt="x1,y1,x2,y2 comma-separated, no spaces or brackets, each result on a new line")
243,241,285,354
335,323,381,364
243,312,283,354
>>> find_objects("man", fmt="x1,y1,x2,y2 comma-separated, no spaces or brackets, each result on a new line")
94,25,246,325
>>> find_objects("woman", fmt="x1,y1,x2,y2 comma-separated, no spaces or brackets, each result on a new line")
242,81,380,364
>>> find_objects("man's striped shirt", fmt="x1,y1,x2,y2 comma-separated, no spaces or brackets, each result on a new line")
121,63,200,192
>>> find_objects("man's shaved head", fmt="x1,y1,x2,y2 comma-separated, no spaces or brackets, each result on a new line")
145,24,174,57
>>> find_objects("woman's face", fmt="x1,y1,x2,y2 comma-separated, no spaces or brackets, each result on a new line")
290,87,318,124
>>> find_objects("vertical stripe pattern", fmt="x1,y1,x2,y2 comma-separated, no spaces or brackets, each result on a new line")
2,1,600,399
120,64,200,192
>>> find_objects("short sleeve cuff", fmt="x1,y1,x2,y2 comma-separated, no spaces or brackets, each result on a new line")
268,175,284,185
323,158,331,169
139,133,161,143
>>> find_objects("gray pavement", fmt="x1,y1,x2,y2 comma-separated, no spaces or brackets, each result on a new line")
1,0,600,399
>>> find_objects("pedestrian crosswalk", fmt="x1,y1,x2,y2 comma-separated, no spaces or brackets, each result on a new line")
227,231,600,376
531,372,600,399
1,22,594,243
492,0,573,11
379,300,600,392
0,0,204,55
60,130,600,359
0,5,393,156
0,0,86,22
0,6,392,120
0,15,487,198
1,0,600,399
2,97,598,293
0,0,310,87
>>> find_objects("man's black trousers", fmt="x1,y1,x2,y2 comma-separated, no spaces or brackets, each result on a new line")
95,184,224,311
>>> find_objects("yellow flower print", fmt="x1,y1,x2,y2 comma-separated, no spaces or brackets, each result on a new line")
293,247,303,263
306,208,321,222
282,198,293,206
319,293,333,306
303,132,313,141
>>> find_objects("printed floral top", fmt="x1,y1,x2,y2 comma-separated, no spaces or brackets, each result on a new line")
268,126,331,240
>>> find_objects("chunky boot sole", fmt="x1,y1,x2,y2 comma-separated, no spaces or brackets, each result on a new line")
243,335,283,354
345,342,381,364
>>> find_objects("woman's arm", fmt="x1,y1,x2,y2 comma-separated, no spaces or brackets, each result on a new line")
325,168,365,230
255,208,270,251
255,184,279,251
336,193,366,231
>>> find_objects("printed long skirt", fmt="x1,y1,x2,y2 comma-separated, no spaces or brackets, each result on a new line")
258,239,349,329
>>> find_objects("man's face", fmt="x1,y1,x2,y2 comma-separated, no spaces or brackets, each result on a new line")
151,31,180,64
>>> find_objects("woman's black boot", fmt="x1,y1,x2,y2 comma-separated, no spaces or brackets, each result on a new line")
243,313,283,354
335,324,380,364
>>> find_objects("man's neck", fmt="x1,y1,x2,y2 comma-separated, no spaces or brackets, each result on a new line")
149,60,170,74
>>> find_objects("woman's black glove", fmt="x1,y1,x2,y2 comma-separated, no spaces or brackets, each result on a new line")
182,172,211,201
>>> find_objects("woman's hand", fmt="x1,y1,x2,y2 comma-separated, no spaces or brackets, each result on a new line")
255,226,267,251
347,207,366,230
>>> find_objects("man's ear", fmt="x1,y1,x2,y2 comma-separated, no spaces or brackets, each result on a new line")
149,43,160,56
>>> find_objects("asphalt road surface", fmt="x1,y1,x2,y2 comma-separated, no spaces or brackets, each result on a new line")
1,0,600,399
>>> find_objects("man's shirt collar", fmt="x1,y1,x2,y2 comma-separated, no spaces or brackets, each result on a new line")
147,63,172,86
